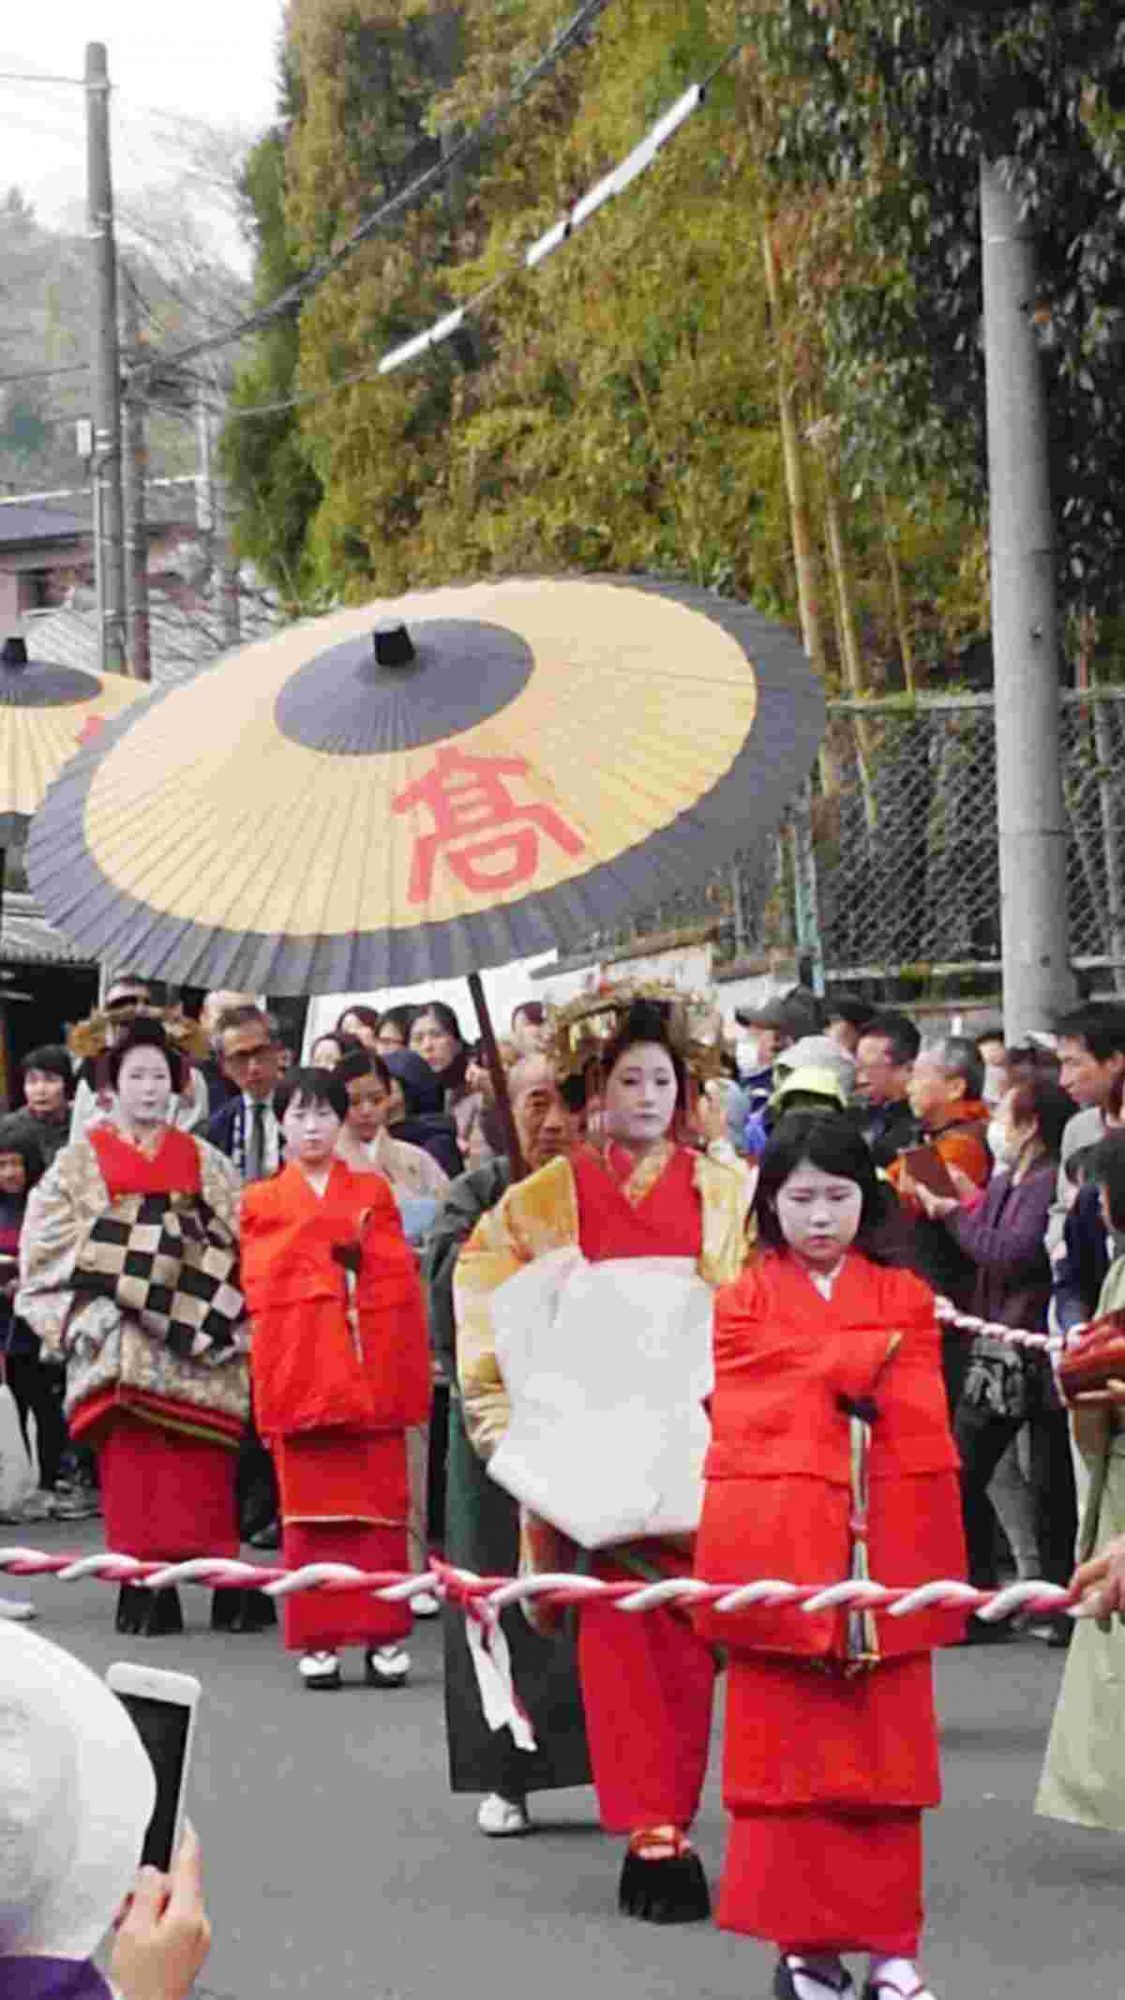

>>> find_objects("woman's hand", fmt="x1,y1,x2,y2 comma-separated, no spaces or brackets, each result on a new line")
109,1824,212,2000
1072,1534,1125,1620
904,1171,960,1221
694,1083,729,1147
945,1162,978,1200
465,1057,495,1103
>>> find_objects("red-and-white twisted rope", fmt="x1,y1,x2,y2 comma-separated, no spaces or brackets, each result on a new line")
0,1547,1077,1622
935,1297,1055,1353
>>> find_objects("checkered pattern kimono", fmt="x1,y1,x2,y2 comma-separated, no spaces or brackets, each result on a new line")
16,1127,250,1435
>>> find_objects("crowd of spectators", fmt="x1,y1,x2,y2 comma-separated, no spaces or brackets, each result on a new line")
4,979,1125,1612
6,976,1125,1997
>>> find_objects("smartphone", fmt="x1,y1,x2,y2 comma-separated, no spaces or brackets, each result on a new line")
898,1145,959,1201
106,1662,201,1871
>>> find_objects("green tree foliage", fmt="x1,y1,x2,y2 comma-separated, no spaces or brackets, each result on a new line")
225,0,1032,678
760,0,1125,631
225,110,324,606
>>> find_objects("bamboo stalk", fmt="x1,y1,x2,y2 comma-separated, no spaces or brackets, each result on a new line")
761,223,827,677
880,493,916,693
822,473,878,834
761,220,841,805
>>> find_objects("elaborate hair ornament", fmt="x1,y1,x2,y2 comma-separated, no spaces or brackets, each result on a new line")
547,978,723,1084
68,1004,209,1064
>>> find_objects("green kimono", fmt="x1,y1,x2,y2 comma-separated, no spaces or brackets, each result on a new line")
1036,1254,1125,1830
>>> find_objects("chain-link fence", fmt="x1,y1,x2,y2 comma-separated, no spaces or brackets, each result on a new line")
595,688,1125,995
817,691,1125,986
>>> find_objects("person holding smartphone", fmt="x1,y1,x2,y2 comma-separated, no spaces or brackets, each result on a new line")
0,1621,211,2000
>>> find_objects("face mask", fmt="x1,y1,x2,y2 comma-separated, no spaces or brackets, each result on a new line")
982,1063,1007,1107
988,1119,1021,1167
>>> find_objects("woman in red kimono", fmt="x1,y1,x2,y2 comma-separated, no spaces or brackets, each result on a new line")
17,1018,249,1638
456,994,748,1919
695,1112,966,2000
241,1067,430,1691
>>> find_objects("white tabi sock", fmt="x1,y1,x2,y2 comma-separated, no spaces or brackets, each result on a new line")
867,1956,931,1997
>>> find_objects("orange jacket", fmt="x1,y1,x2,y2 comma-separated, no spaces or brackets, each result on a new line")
888,1099,991,1212
693,1250,966,1659
241,1161,430,1440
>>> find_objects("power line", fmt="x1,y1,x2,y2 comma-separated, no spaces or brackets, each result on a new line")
136,0,614,380
0,1,607,405
222,39,742,421
0,68,83,86
0,360,87,387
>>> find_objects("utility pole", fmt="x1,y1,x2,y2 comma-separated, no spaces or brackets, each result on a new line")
214,430,241,652
980,159,1075,1038
194,387,214,537
120,274,151,681
86,41,126,674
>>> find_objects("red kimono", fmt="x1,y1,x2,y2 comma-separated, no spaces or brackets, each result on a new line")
695,1250,966,1956
82,1125,242,1562
570,1141,719,1835
241,1162,430,1653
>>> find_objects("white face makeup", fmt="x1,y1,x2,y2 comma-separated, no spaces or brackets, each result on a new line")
601,1041,679,1150
281,1092,342,1166
774,1160,864,1270
115,1047,173,1129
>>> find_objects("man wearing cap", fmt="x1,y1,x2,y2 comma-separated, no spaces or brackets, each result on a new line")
734,988,823,1126
741,1035,856,1157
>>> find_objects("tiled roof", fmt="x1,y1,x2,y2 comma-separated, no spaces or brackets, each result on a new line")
0,505,87,548
21,579,279,689
0,890,94,966
0,481,200,540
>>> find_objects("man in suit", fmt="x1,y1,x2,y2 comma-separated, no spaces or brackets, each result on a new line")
207,1006,283,1182
198,989,258,1119
207,1004,284,1563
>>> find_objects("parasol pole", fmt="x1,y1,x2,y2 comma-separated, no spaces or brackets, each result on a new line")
467,971,526,1183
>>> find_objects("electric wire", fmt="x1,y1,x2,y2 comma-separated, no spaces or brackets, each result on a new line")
0,0,611,404
133,0,614,378
222,35,743,419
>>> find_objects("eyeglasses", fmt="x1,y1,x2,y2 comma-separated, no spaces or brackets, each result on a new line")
224,1042,273,1065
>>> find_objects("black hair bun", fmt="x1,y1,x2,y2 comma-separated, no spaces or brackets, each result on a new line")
619,998,673,1046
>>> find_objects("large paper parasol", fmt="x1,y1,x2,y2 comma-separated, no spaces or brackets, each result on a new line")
28,576,824,998
0,632,141,1098
0,635,141,846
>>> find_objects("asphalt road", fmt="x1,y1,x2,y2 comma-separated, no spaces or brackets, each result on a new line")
10,1520,1124,2000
